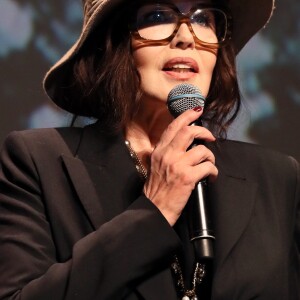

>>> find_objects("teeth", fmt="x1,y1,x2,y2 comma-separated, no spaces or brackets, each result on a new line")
164,63,195,73
172,64,191,69
167,63,194,73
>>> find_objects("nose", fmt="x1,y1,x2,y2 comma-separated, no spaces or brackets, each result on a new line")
170,23,196,50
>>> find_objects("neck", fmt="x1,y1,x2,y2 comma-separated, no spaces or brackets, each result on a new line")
124,103,173,169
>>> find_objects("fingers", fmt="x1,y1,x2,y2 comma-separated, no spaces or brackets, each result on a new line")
170,126,215,151
159,109,215,151
193,161,219,183
184,144,216,166
159,109,203,146
152,108,217,183
159,145,218,184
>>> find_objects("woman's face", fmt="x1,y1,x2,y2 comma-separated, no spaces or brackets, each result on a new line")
132,0,218,109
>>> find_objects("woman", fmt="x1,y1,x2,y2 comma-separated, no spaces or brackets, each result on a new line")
0,0,299,299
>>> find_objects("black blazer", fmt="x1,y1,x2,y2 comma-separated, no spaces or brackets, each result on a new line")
0,122,299,300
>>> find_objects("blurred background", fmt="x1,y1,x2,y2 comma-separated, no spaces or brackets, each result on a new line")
0,0,299,161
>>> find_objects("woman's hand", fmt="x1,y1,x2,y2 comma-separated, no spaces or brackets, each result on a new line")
143,108,218,226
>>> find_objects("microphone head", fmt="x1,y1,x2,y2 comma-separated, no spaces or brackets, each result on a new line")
167,83,205,118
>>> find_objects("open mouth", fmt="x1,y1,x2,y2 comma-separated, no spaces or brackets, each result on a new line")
163,58,199,75
163,64,197,73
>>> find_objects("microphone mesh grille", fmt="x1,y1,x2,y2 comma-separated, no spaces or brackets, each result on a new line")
167,83,205,118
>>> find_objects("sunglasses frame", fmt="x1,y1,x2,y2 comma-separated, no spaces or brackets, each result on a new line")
129,2,232,49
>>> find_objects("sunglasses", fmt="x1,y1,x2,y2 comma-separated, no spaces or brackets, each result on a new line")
129,2,231,48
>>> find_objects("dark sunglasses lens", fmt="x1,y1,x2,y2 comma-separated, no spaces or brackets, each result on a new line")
136,4,177,40
190,8,227,43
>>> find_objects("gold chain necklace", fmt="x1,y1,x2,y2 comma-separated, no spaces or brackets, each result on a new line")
125,140,206,300
125,140,148,181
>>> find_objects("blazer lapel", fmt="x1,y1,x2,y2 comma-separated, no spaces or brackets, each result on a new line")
208,141,258,280
60,122,143,230
61,154,105,230
210,173,257,269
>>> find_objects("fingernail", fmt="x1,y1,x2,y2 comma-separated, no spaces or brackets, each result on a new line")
193,106,203,112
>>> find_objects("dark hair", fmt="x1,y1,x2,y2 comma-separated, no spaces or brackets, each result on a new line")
68,7,241,138
203,43,241,138
68,11,141,133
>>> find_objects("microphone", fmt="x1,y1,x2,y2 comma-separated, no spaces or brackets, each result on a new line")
167,83,215,260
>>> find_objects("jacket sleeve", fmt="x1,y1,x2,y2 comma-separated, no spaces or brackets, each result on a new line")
0,131,181,300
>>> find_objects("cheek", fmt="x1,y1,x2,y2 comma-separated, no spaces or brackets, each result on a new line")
199,52,217,95
133,52,151,79
132,48,162,91
205,51,218,73
132,42,154,69
132,39,165,73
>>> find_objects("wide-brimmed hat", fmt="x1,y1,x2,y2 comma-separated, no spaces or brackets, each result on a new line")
43,0,275,114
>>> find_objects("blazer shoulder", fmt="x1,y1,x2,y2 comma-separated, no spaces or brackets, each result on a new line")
216,139,295,162
2,126,84,159
211,139,299,182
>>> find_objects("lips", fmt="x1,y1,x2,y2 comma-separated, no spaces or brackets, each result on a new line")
164,64,195,73
163,58,199,73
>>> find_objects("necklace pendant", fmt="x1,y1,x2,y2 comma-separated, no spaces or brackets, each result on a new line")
182,296,198,300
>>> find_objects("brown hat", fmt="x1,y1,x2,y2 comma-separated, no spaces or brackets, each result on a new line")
43,0,275,114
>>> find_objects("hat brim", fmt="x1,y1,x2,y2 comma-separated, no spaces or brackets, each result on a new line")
43,0,275,115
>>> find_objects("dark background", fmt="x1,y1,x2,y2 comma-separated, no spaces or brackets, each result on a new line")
0,0,299,161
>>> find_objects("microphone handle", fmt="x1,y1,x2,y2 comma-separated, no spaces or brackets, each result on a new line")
188,177,215,260
187,120,215,260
